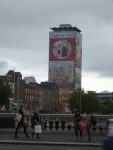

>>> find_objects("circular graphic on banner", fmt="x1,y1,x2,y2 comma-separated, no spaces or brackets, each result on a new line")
53,40,72,59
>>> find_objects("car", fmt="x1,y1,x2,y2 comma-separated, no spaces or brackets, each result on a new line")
103,119,113,150
10,108,18,113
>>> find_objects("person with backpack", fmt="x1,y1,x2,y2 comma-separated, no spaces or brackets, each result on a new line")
85,110,92,141
31,108,41,139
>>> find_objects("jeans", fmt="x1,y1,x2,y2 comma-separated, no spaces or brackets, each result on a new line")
15,121,28,137
86,124,91,140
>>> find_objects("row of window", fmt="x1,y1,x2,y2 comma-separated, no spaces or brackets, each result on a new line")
25,103,53,110
25,96,38,101
25,89,54,95
25,96,54,102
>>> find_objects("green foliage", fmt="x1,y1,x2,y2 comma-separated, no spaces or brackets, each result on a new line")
68,88,100,113
68,88,84,112
0,78,13,109
100,102,113,114
81,92,100,113
68,87,113,114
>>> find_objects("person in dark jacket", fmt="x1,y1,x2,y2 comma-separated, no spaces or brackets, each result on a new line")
31,108,41,139
74,110,82,140
15,105,30,138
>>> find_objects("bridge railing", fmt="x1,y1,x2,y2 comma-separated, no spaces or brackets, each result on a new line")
0,113,112,133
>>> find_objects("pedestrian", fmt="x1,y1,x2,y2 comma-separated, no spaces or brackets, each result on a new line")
31,108,41,139
85,110,92,141
15,105,30,138
74,110,82,140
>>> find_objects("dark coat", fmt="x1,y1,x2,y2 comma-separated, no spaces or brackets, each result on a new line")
74,114,81,131
18,109,24,123
32,112,41,126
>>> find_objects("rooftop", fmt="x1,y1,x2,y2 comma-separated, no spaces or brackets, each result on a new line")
100,90,110,93
50,24,81,32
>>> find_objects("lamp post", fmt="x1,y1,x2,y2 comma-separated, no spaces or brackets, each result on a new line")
100,95,101,114
80,88,81,114
13,69,15,107
31,95,33,113
78,88,81,114
52,89,54,114
51,88,54,114
17,74,20,108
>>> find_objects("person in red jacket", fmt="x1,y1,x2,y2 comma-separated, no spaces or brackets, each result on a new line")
74,110,82,140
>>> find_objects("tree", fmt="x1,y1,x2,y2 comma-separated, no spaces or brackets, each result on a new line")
68,88,84,112
81,92,100,113
100,102,113,114
0,78,13,110
100,104,108,114
68,88,100,113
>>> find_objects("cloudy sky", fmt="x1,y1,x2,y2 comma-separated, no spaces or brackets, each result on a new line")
0,0,113,92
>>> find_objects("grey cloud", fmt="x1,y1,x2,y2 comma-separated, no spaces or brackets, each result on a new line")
0,0,113,50
0,60,8,68
0,0,113,84
0,60,8,74
83,45,113,78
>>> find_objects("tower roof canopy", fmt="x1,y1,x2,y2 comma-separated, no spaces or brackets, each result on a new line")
50,24,81,32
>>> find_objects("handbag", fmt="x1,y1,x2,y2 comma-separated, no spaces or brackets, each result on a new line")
23,116,28,124
77,121,86,131
34,125,42,133
15,113,22,122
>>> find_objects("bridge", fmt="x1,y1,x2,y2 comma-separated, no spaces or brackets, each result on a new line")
0,113,112,148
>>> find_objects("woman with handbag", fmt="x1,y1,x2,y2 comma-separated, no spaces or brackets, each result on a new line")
31,108,41,139
74,110,82,140
15,105,30,138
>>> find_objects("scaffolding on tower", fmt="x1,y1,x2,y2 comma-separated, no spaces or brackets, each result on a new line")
62,43,76,113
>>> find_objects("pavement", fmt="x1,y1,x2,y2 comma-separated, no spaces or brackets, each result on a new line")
0,131,106,147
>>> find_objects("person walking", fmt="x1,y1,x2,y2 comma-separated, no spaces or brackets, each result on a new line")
31,108,41,139
85,110,92,141
74,110,82,140
15,105,30,138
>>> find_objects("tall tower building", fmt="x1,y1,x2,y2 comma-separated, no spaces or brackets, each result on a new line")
49,24,82,98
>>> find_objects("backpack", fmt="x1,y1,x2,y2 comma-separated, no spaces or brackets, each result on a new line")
91,114,97,126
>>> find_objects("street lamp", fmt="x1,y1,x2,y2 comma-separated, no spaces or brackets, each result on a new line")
77,89,81,114
30,95,33,113
51,88,54,114
80,89,81,114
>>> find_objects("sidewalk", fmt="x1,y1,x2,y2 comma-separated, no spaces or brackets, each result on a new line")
0,132,105,147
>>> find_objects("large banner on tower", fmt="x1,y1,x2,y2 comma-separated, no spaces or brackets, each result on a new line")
49,32,75,61
49,31,82,92
49,32,75,91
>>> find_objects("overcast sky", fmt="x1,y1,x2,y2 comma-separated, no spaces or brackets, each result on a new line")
0,0,113,92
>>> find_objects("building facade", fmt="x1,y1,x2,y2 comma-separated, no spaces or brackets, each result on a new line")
96,90,113,103
24,82,39,110
48,24,82,98
6,70,24,105
39,82,59,113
